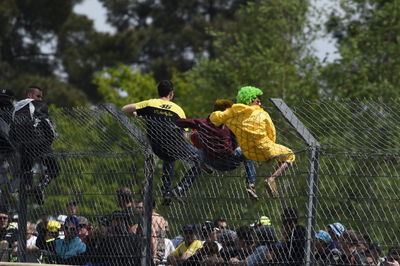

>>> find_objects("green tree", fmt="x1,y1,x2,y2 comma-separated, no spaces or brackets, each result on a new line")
177,0,320,117
0,0,88,106
4,74,87,107
321,0,400,99
93,64,157,107
57,14,147,101
98,0,252,81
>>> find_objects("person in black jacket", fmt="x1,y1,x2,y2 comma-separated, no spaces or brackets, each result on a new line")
11,86,60,205
0,89,16,209
277,207,306,265
92,211,141,266
0,89,14,141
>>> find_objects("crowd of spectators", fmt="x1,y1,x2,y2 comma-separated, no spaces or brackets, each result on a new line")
1,198,399,266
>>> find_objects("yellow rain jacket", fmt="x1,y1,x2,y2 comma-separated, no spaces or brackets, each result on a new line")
210,104,295,162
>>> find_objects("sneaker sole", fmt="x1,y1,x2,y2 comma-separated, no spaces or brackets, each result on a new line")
161,197,172,206
246,188,259,200
202,164,214,175
171,190,186,204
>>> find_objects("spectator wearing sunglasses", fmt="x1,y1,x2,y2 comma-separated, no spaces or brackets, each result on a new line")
214,218,229,232
0,206,18,262
55,215,86,265
77,216,90,244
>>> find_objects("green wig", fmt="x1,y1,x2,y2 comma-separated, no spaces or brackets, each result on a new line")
236,86,263,104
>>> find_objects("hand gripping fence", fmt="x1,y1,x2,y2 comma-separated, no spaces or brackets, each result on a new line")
0,100,398,265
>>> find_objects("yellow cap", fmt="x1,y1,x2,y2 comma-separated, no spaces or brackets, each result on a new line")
257,216,271,226
46,220,61,233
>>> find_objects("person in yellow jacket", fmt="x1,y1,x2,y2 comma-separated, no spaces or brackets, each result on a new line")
209,86,295,197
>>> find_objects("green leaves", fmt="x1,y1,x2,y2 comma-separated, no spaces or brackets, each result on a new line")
94,65,157,107
321,0,400,100
177,0,320,117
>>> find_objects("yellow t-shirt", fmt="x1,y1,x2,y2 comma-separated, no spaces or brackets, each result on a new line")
171,240,203,258
136,98,186,120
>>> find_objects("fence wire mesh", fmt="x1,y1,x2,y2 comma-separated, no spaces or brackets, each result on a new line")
291,101,400,259
0,99,398,266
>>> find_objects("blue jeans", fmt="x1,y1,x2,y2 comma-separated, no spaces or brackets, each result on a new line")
161,145,201,193
205,147,256,184
176,147,256,192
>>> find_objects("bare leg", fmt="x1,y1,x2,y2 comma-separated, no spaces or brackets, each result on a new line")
269,161,291,181
265,161,291,197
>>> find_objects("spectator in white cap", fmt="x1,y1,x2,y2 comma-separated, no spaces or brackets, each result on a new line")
200,221,222,251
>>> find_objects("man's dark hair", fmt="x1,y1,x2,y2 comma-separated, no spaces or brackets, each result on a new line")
116,187,133,203
387,247,400,262
213,99,233,112
66,201,78,207
281,206,299,224
369,242,382,254
181,224,198,234
236,225,254,245
157,80,174,97
341,230,359,246
213,218,227,229
253,226,277,246
26,85,42,96
203,240,219,256
0,205,8,216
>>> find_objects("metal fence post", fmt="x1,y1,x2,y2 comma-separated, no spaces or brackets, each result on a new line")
270,99,320,266
101,103,154,265
17,170,27,262
305,145,319,266
141,153,154,266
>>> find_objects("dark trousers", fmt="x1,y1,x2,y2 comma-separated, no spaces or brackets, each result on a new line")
19,145,60,188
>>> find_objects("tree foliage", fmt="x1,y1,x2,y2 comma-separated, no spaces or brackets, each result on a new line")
0,0,87,106
93,64,157,107
98,0,251,81
321,0,400,99
177,0,320,117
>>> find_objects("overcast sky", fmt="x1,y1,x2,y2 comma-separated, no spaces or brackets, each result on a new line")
74,0,340,62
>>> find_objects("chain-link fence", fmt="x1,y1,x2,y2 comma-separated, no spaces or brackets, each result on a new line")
0,99,398,265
